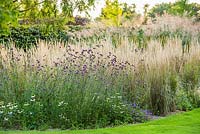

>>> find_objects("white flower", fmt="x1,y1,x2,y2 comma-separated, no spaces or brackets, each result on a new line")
17,110,23,114
31,95,35,98
13,105,18,109
24,103,29,106
58,101,64,107
4,117,8,121
111,96,115,99
30,98,35,102
1,106,5,109
0,111,3,114
8,112,13,115
6,103,12,107
0,101,4,105
117,96,122,99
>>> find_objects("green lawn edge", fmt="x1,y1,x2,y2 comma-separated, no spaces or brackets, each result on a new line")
1,108,200,134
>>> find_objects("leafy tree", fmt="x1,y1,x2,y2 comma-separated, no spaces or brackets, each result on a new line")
122,3,136,20
149,0,200,19
61,0,95,17
20,0,40,23
0,0,96,36
149,3,171,18
171,0,188,15
100,0,123,26
100,1,140,26
0,0,18,35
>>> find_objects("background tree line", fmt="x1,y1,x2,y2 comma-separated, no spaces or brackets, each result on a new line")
0,0,199,49
0,0,95,35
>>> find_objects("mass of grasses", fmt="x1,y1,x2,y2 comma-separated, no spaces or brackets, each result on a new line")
0,15,200,130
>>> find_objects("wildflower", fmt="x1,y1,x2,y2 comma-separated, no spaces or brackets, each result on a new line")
132,103,137,108
6,103,12,107
9,106,14,110
0,101,4,105
58,101,64,107
4,117,8,121
143,110,152,116
8,112,13,115
118,96,122,99
13,105,18,109
24,103,29,106
111,96,116,99
30,98,35,102
17,110,23,114
1,106,5,109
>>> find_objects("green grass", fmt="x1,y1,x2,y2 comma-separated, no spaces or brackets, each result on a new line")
1,108,200,134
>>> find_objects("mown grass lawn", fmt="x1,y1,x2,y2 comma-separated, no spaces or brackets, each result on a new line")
1,108,200,134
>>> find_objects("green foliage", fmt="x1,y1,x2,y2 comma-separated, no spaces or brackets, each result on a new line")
176,89,193,111
181,32,191,54
122,3,137,20
1,108,200,134
100,0,123,26
149,0,200,19
20,0,41,22
0,0,18,35
0,25,85,49
0,0,96,36
0,46,147,130
61,0,95,17
136,29,147,49
100,0,140,26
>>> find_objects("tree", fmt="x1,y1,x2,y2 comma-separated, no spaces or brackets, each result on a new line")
61,0,95,17
122,3,136,20
148,0,200,19
0,0,96,35
0,0,18,35
170,0,188,15
100,0,123,26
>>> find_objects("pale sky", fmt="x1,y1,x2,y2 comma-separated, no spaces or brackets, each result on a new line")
74,0,200,18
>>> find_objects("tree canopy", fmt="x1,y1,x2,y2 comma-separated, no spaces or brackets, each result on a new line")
149,0,200,18
99,0,137,26
0,0,96,35
0,0,18,35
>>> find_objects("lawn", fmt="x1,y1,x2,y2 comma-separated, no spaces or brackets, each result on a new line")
1,108,200,134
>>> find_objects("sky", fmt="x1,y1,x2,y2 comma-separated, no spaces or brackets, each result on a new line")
74,0,200,18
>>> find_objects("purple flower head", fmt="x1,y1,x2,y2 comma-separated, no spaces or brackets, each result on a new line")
142,110,152,116
132,102,137,108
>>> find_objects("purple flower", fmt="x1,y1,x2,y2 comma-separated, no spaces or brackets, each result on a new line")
132,103,137,108
143,110,152,116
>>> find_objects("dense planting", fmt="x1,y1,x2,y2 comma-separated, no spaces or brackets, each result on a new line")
0,44,150,130
0,0,200,131
0,25,200,129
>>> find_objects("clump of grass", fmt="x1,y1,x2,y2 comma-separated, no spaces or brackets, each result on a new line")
0,43,149,130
